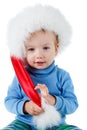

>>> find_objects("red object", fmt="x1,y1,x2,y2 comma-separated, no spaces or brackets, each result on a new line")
11,56,41,107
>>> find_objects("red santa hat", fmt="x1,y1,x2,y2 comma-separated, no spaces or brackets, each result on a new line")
7,4,72,60
7,4,72,129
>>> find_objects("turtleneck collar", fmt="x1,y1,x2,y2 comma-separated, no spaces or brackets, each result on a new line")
27,61,56,77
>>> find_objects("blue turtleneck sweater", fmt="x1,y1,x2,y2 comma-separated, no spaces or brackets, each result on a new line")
4,61,78,128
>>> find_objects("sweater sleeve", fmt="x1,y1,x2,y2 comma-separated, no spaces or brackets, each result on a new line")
54,70,78,115
4,76,30,115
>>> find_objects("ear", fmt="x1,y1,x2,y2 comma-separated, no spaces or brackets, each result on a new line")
55,44,59,56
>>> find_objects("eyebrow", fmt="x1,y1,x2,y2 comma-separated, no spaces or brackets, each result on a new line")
25,44,34,48
25,42,51,48
43,43,51,46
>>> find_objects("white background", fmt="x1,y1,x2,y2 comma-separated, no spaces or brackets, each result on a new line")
0,0,87,129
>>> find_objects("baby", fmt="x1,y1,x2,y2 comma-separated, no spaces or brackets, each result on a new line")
2,5,80,130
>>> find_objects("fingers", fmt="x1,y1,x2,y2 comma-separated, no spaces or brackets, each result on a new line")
33,107,44,115
32,105,44,115
35,84,49,97
25,101,44,116
34,84,55,105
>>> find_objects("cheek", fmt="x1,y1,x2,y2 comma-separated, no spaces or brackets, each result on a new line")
46,52,55,60
26,53,33,62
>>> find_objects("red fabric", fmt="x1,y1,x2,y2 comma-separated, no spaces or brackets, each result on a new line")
11,56,41,107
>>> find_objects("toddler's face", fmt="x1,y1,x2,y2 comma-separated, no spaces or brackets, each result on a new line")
25,30,58,69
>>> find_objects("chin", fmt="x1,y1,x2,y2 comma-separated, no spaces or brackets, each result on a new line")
36,66,46,69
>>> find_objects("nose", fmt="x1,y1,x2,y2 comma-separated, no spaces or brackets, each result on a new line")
36,49,43,59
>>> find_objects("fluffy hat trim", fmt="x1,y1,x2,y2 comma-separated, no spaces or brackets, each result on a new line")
33,98,61,129
7,4,72,59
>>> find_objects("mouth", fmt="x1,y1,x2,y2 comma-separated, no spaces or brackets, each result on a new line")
35,61,45,66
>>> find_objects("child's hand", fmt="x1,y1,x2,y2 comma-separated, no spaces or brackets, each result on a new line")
35,84,56,106
35,84,49,98
24,100,44,115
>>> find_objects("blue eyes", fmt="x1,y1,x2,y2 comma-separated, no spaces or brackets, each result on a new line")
27,47,50,51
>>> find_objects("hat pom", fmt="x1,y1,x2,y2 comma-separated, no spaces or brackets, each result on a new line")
33,98,61,129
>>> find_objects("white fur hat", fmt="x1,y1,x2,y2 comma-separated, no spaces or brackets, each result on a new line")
7,4,72,59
